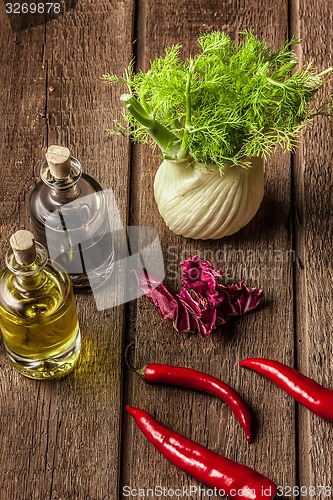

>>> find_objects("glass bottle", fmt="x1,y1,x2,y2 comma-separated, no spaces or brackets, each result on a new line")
29,145,114,290
0,230,81,379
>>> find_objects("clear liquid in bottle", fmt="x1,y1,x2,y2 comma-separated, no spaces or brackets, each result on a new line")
29,146,114,291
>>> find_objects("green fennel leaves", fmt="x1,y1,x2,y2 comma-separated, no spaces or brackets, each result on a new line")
103,31,333,170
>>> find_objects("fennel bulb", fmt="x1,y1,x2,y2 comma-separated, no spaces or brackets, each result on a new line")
154,157,264,239
104,31,333,240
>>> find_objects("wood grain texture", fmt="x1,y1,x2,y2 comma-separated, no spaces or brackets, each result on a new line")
291,0,333,493
0,1,134,499
122,1,296,497
1,1,332,499
0,10,48,500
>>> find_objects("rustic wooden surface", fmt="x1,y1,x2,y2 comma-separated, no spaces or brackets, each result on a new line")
0,1,332,499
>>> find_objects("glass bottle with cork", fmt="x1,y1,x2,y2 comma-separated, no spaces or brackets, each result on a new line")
0,230,81,379
29,145,114,290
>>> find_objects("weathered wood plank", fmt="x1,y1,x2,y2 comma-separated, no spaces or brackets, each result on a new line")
3,1,332,498
0,9,49,500
0,1,134,499
122,1,296,497
291,0,333,493
41,2,135,499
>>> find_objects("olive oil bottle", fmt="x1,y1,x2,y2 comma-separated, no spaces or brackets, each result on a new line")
0,230,81,379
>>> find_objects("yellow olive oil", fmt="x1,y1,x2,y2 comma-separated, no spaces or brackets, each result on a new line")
0,231,81,379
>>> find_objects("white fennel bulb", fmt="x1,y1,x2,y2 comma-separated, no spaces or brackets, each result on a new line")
154,157,264,240
105,32,332,240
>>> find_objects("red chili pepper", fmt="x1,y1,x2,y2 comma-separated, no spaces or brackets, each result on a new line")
240,358,333,422
127,406,277,500
126,345,252,442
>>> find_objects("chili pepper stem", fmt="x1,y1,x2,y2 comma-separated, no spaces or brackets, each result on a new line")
124,343,146,378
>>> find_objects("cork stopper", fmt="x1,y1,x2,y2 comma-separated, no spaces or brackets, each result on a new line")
10,230,36,266
45,145,72,179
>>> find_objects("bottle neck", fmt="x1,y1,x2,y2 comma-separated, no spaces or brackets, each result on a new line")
50,183,81,204
40,155,82,204
5,242,49,289
15,270,46,290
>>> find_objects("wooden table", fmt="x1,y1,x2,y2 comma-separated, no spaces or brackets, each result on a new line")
0,1,332,499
